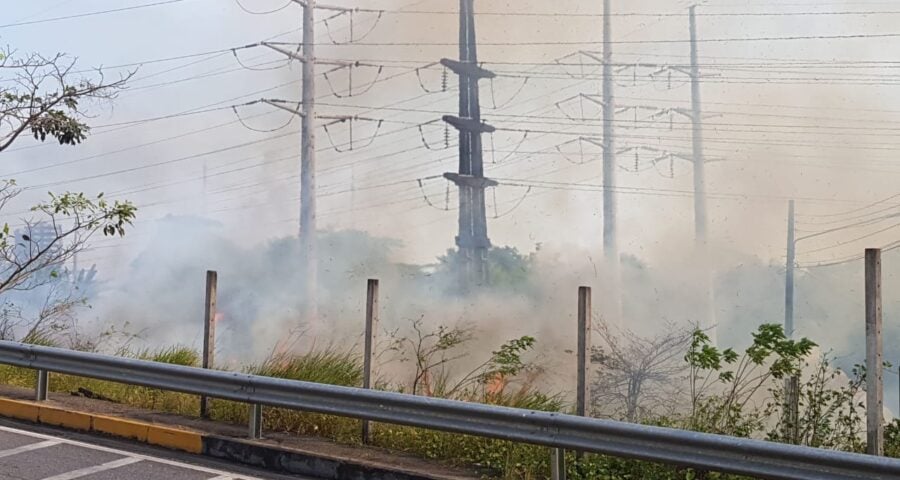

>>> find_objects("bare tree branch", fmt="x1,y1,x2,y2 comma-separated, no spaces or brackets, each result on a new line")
592,319,692,422
0,47,133,153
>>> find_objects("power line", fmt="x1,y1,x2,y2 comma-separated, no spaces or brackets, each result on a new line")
316,101,900,136
234,0,293,15
0,0,190,29
0,108,273,178
22,130,298,191
5,60,430,158
273,32,900,46
799,240,900,268
358,7,900,18
797,193,900,219
802,221,900,255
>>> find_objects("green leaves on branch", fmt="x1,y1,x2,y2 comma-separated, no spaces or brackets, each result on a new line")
30,109,88,146
685,324,816,437
746,324,816,379
33,191,136,237
0,184,137,296
686,324,816,383
685,329,735,372
483,335,536,381
0,48,131,153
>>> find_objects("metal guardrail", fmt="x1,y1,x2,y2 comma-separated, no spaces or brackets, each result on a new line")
0,341,898,480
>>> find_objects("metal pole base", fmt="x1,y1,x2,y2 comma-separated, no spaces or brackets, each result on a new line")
35,370,49,402
551,448,566,480
249,404,263,439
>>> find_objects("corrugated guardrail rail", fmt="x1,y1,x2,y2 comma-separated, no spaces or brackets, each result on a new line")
0,340,898,480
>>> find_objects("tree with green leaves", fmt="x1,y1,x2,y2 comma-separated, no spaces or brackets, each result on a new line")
0,47,130,152
685,324,816,436
0,46,135,343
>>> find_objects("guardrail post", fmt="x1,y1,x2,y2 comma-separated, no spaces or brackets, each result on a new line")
35,369,49,401
201,270,217,419
249,404,263,439
865,248,883,456
361,278,379,444
551,448,566,480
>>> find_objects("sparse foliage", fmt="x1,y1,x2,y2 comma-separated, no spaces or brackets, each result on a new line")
0,47,131,152
685,324,816,436
389,318,537,400
0,46,134,344
765,355,866,450
436,246,536,292
591,321,692,422
0,185,135,296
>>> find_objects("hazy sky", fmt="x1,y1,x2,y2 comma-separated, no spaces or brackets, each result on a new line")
6,0,900,416
3,0,900,272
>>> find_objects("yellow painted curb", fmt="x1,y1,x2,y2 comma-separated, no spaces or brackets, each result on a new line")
0,398,39,422
38,406,92,431
147,425,203,454
0,396,203,455
92,415,150,443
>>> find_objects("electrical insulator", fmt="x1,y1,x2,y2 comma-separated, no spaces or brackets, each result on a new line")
441,67,448,92
668,71,672,90
633,65,637,86
669,113,674,131
444,123,450,148
634,151,639,172
669,156,675,178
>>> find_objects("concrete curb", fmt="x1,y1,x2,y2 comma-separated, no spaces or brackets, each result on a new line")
0,397,203,453
203,436,461,480
0,397,467,480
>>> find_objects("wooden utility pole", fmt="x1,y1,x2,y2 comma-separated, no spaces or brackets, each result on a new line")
552,286,592,479
785,200,795,338
361,279,379,444
786,375,800,444
576,286,593,464
443,0,497,290
865,248,883,456
577,286,592,418
201,270,217,418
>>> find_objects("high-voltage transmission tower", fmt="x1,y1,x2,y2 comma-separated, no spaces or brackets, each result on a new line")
441,0,497,289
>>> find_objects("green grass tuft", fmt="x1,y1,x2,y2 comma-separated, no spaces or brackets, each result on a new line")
133,345,200,367
247,348,363,386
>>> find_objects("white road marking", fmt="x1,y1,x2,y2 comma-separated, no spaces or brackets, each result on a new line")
0,439,61,458
40,457,143,480
0,426,267,479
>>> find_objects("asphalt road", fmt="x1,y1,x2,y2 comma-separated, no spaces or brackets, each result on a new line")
0,423,300,480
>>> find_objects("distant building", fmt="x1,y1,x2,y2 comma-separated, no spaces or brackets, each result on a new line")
13,222,63,271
